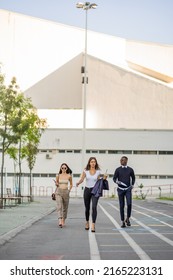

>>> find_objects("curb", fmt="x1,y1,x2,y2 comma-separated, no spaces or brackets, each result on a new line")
147,198,173,206
0,207,56,246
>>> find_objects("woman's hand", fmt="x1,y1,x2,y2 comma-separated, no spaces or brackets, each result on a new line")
76,171,85,187
103,170,108,180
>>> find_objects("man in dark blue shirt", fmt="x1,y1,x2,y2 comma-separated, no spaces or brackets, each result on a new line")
113,156,135,228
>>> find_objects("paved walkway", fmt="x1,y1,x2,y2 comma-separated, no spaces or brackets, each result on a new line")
0,196,172,246
0,196,56,245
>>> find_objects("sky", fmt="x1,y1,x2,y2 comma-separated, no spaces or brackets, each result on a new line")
0,0,173,45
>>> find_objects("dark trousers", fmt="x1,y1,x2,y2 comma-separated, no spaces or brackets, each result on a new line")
84,187,99,223
117,187,132,221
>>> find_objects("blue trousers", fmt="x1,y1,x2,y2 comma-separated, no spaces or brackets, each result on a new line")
117,187,132,221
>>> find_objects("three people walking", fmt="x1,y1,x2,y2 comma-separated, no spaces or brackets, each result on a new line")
54,156,135,230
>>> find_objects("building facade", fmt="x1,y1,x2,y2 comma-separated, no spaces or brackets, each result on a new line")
2,129,173,197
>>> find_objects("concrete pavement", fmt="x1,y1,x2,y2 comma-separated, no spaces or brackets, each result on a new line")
0,196,173,246
0,196,56,245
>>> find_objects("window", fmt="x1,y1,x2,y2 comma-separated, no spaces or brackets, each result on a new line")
86,150,98,153
48,174,56,177
134,150,157,154
59,150,65,153
73,174,81,177
33,173,41,177
108,150,117,154
139,175,151,179
99,150,106,154
159,176,166,179
74,150,81,153
40,174,48,177
159,151,173,155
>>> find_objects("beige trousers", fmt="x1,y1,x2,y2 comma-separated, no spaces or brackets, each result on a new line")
55,188,69,220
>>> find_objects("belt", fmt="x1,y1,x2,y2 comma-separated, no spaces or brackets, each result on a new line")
118,186,131,191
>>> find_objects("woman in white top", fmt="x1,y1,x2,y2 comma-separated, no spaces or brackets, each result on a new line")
76,157,102,232
55,163,73,228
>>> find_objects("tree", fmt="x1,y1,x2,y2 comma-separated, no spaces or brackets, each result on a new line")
7,93,47,202
0,75,21,208
20,111,46,201
0,73,47,207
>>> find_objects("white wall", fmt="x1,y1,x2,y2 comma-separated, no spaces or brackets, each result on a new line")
126,40,173,78
1,9,173,115
87,56,173,129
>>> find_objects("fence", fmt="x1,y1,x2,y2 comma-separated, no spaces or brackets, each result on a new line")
1,183,173,199
133,183,173,198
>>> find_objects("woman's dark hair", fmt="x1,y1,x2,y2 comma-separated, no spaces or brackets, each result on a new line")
58,163,72,174
85,157,100,170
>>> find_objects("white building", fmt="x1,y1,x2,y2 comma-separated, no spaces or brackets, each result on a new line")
0,9,173,197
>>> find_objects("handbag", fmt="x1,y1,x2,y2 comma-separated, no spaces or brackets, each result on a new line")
51,193,56,200
52,176,59,200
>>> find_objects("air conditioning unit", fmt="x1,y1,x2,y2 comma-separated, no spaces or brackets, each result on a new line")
46,153,52,159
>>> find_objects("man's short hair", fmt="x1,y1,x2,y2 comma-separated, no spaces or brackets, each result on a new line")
121,156,128,160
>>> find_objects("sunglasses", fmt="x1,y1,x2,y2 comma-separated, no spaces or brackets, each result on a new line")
61,167,67,170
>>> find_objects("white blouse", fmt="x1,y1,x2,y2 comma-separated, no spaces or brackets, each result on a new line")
84,170,101,189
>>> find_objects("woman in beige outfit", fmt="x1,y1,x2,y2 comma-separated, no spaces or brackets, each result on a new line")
55,163,73,228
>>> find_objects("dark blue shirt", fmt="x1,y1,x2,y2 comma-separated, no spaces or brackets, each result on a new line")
113,166,135,187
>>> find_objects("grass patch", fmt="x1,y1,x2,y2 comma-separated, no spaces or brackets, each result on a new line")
133,197,145,200
157,196,173,201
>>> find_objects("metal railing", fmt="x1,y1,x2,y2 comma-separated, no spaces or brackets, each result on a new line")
133,183,173,198
2,183,172,199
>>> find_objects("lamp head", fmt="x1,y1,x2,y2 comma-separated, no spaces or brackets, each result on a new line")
90,3,97,9
76,2,84,8
76,2,98,10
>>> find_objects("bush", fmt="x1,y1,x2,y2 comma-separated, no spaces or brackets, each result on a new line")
135,184,149,200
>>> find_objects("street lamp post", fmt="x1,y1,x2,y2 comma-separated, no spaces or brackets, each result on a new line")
76,2,97,169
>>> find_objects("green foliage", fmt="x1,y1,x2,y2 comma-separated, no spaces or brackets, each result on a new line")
134,183,149,200
6,147,18,161
0,73,47,206
0,76,21,152
157,196,173,201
